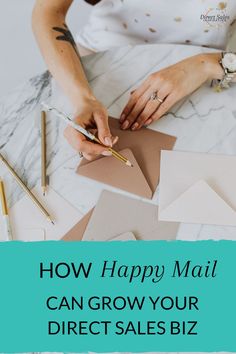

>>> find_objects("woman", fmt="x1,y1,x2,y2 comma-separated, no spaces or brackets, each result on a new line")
32,0,236,160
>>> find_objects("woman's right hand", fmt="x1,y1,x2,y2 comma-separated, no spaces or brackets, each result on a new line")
64,96,118,160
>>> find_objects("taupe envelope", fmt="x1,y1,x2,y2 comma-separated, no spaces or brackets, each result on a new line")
77,117,176,199
82,190,179,241
62,209,94,241
62,211,137,242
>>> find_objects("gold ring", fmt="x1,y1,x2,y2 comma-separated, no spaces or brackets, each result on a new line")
150,91,164,103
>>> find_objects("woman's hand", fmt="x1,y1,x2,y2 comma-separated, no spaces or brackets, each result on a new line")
120,53,224,130
64,95,117,160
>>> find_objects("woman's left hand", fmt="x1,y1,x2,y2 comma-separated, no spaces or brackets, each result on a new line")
120,53,223,130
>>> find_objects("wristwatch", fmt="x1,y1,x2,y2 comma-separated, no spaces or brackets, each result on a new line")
219,52,236,88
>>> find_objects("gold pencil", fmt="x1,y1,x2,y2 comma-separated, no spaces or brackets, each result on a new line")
92,135,133,167
0,179,13,240
0,154,54,224
41,111,47,196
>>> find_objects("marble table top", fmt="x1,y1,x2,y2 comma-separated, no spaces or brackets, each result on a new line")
1,43,236,240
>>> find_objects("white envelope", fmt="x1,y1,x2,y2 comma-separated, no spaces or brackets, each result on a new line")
159,150,236,226
9,185,82,241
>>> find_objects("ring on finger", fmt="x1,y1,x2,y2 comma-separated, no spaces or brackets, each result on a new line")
150,91,164,103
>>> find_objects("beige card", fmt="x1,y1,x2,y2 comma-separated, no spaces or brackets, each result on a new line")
77,117,176,199
159,150,236,226
62,213,137,242
9,185,82,241
110,232,136,241
82,190,179,241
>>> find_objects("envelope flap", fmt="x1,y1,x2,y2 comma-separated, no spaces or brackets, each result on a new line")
109,117,176,192
62,208,94,241
159,180,236,226
110,232,136,241
78,148,152,199
78,117,176,193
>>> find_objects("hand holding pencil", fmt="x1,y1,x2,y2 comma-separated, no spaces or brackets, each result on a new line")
62,100,118,161
42,103,133,167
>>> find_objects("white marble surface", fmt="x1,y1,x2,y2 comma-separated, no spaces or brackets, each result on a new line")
1,43,236,240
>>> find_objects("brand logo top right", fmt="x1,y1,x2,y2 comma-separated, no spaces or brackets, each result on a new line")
200,2,230,28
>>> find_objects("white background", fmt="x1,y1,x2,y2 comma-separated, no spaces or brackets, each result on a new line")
0,0,91,97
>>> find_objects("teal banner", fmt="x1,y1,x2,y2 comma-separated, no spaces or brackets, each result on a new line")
0,241,235,352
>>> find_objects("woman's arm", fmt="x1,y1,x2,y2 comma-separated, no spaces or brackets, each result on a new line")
120,53,225,130
32,0,116,160
32,0,92,105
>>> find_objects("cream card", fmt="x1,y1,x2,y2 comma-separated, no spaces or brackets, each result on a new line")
159,150,236,226
22,228,45,241
9,185,82,241
110,232,136,241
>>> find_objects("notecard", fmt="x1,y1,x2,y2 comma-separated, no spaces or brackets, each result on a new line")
110,232,136,241
9,185,82,241
159,150,236,226
22,228,45,241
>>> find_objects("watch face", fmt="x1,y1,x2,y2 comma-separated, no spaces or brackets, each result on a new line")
222,53,236,72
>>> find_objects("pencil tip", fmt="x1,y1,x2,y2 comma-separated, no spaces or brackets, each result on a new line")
47,217,55,225
126,161,133,167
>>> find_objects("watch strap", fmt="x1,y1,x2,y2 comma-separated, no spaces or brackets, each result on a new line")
218,52,236,89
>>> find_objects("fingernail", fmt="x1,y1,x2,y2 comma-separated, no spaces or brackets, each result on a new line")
113,136,119,144
145,118,153,126
121,120,129,130
120,114,126,123
131,123,139,131
102,150,112,156
104,137,112,146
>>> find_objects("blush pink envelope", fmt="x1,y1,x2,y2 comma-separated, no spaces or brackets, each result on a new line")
77,117,176,199
62,208,94,241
